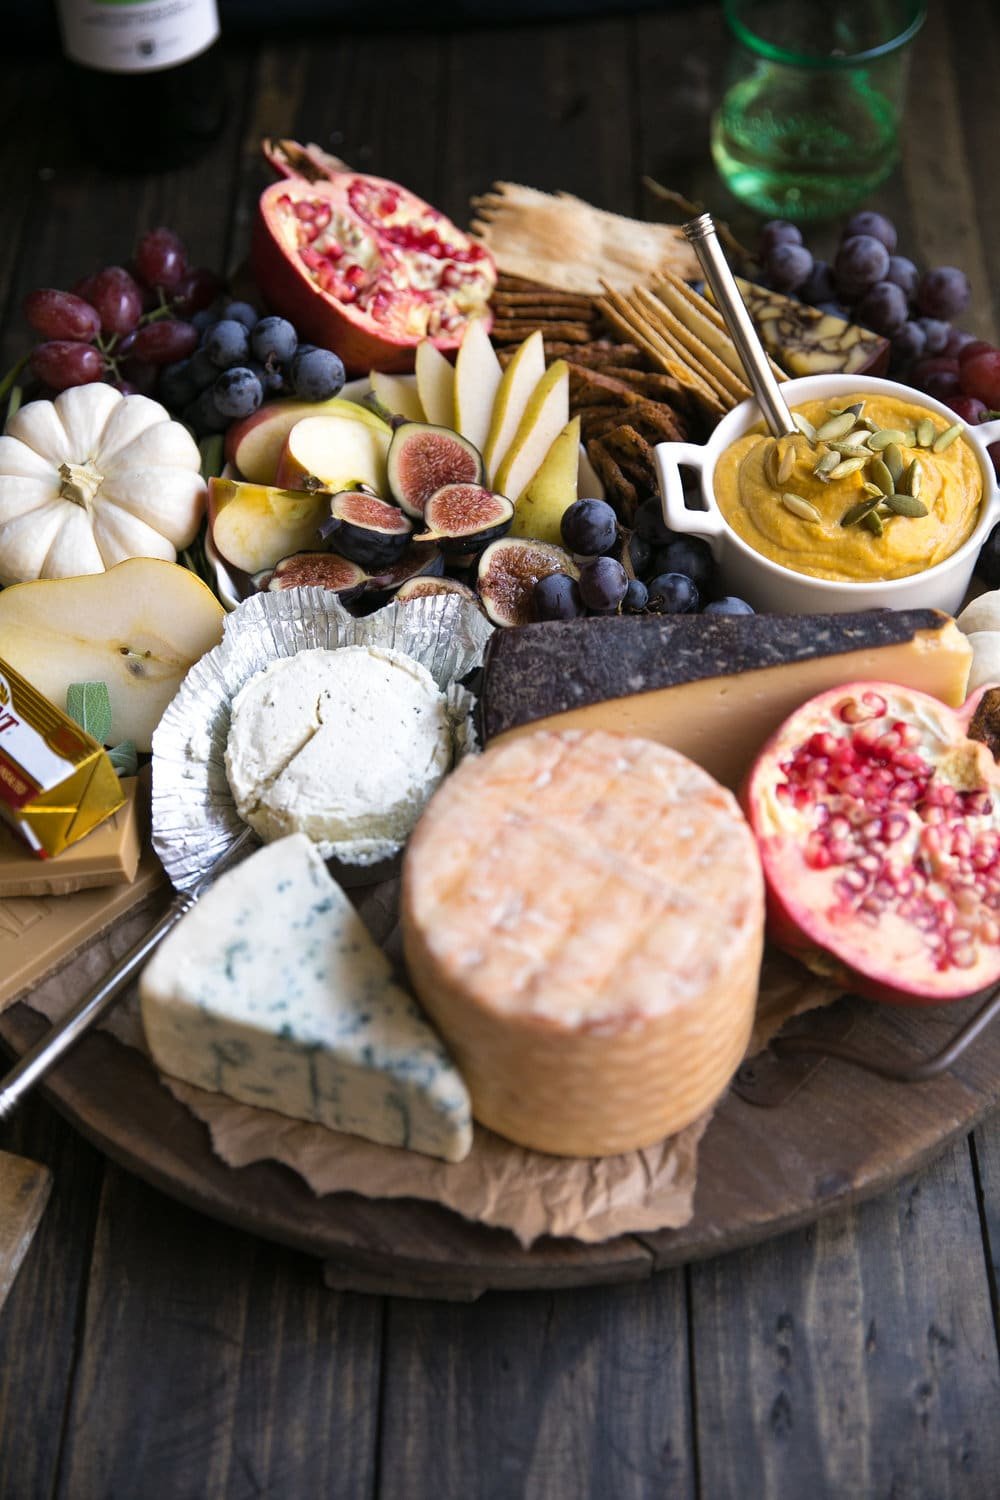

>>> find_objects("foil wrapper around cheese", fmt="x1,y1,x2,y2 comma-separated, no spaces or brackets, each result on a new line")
151,588,493,892
0,658,125,859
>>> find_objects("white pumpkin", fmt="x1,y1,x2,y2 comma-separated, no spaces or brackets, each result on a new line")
0,384,207,584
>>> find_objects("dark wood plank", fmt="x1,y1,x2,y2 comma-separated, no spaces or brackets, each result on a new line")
949,0,1000,339
972,1110,1000,1352
440,18,636,223
689,1137,1000,1498
53,1162,382,1500
378,1275,696,1499
0,1095,105,1500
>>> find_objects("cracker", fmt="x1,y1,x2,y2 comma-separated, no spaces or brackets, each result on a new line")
492,290,596,311
490,320,596,344
633,286,749,405
567,364,647,407
597,286,726,420
653,269,787,382
603,423,658,487
586,437,639,517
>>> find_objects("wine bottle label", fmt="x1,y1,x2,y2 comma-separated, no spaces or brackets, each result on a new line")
57,0,220,75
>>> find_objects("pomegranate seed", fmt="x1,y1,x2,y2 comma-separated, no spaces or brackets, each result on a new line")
883,813,910,842
806,835,833,870
874,731,902,757
963,791,993,816
862,692,888,716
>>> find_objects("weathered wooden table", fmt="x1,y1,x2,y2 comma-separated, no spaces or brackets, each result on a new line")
2,5,999,1495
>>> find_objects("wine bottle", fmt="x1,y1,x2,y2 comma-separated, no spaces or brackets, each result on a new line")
55,0,226,171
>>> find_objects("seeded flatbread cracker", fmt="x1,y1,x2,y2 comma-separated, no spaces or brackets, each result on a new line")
471,182,700,294
490,320,596,344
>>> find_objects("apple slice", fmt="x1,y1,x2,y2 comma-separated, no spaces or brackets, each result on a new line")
369,371,425,423
509,414,580,543
226,397,390,485
275,415,390,495
454,319,502,455
482,330,545,486
0,558,224,753
493,361,570,503
208,477,331,577
415,341,455,428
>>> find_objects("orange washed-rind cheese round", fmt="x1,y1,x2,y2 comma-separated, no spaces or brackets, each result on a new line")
401,728,765,1157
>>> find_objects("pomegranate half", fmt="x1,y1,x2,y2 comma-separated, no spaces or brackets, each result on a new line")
251,172,495,375
743,681,1000,1005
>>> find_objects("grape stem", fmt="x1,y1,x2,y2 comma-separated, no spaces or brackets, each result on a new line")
0,353,30,409
6,384,23,423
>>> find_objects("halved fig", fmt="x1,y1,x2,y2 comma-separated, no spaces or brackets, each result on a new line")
414,484,514,553
320,489,413,569
254,551,368,598
364,541,446,597
395,575,482,606
477,538,580,628
386,422,485,518
743,681,1000,1006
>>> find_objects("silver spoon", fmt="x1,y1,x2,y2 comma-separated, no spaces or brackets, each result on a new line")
683,212,796,439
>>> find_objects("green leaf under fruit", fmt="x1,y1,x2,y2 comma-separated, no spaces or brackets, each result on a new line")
66,681,113,746
107,740,138,778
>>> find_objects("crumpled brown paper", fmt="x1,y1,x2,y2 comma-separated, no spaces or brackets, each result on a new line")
14,887,839,1247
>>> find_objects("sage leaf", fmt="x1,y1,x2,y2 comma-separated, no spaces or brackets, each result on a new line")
66,681,112,746
108,740,139,778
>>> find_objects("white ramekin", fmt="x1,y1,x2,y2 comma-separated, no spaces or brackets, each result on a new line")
653,373,1000,615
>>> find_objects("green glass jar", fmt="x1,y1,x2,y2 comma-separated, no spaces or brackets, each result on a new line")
711,0,926,220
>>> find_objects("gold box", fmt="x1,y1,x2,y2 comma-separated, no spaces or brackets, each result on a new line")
0,658,125,859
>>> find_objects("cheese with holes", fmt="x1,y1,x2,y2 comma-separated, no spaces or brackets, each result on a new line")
401,729,764,1156
140,834,472,1162
481,610,972,790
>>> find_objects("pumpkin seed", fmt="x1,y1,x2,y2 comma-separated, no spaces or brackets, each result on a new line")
933,421,963,453
813,449,841,478
844,401,865,417
856,416,880,432
841,494,884,527
916,417,936,447
816,411,857,441
899,429,917,447
828,455,869,480
883,492,929,517
827,439,871,457
793,412,817,442
776,442,797,485
884,443,905,484
903,458,923,498
862,509,885,536
867,428,909,451
763,438,779,487
870,456,894,495
860,481,884,499
781,491,822,522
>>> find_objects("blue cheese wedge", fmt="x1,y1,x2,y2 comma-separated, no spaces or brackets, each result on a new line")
225,645,452,866
139,833,473,1162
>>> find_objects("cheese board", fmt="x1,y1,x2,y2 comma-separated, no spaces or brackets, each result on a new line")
2,899,999,1298
2,147,1000,1293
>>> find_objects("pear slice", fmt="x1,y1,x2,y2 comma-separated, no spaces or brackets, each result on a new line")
415,342,455,429
482,330,545,486
227,397,390,486
493,361,570,504
0,558,224,753
274,415,390,495
208,477,331,577
453,319,502,455
369,370,425,423
509,415,580,543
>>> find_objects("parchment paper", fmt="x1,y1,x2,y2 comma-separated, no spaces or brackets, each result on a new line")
14,895,839,1247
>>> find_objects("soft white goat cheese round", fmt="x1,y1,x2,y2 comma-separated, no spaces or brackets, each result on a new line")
225,645,452,863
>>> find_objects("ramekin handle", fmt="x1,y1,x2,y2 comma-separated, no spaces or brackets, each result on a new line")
653,440,726,541
976,417,1000,448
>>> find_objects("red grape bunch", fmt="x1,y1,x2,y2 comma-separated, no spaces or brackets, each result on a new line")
22,227,221,396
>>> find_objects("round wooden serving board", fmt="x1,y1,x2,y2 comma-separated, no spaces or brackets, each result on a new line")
2,891,999,1301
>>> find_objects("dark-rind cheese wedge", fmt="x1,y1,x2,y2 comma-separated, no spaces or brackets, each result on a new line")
480,610,972,789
